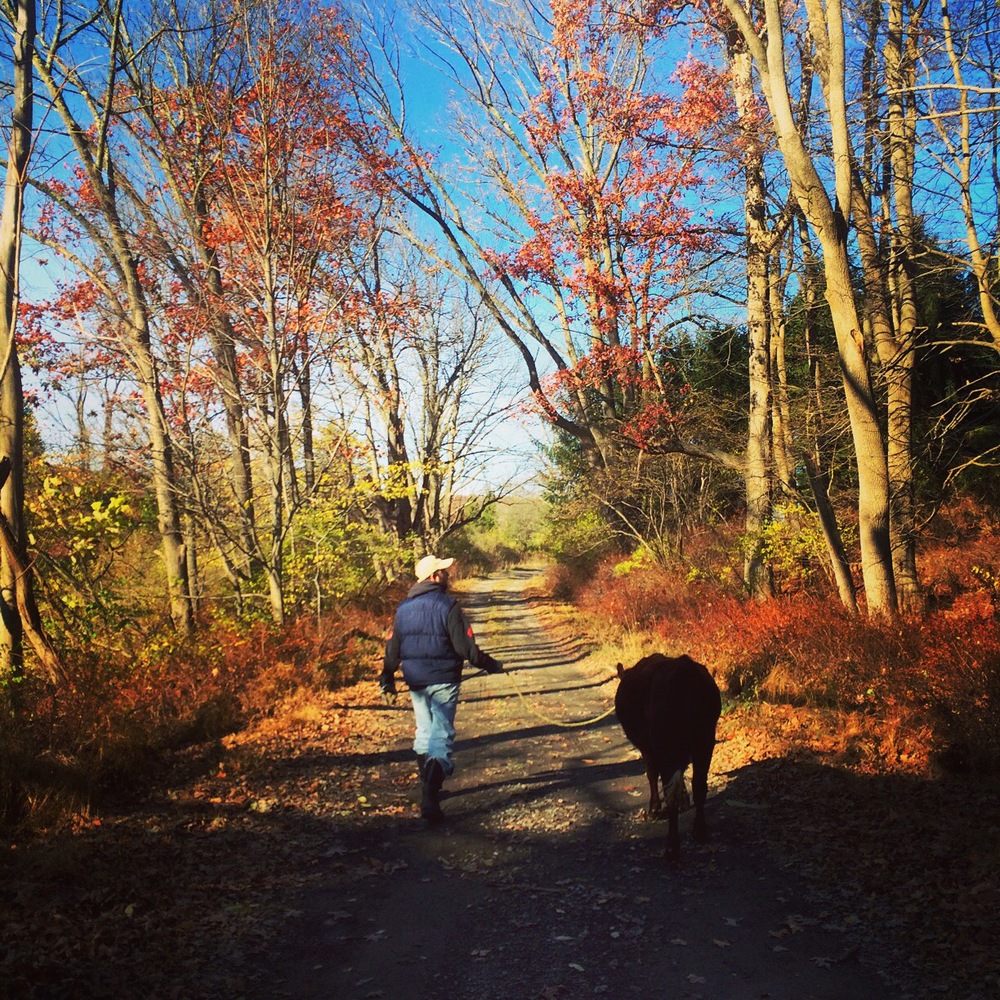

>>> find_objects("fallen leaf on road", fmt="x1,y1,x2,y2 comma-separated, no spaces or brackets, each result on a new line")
538,986,566,999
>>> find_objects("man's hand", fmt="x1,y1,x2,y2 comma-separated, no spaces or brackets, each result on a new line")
379,669,398,704
487,657,505,674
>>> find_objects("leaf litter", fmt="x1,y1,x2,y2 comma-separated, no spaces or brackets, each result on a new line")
1,588,998,999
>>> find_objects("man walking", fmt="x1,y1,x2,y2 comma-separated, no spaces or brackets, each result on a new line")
380,555,504,823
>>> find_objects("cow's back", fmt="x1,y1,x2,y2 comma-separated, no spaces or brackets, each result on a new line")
648,655,721,729
616,654,721,765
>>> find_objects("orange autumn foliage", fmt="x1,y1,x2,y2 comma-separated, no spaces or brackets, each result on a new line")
555,499,1000,774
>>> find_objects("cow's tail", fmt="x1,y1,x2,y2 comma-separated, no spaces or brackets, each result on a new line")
661,770,686,810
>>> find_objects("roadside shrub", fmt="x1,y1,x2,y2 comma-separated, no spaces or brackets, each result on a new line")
649,586,1000,771
553,495,1000,775
920,498,1000,609
753,503,852,596
27,469,159,657
578,554,696,632
543,560,589,600
930,651,1000,773
283,498,409,609
538,508,614,565
904,591,1000,773
3,596,389,835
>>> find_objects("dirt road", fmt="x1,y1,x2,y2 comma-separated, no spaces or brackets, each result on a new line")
251,568,899,1000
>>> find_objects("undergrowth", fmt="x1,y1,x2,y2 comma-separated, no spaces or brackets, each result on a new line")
0,599,391,836
542,500,1000,776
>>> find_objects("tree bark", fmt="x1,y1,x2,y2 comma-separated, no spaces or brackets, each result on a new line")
801,452,859,612
729,32,774,600
0,0,36,682
721,0,898,615
883,0,923,611
935,0,1000,350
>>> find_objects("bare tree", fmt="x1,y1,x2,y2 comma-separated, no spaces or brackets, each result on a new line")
345,0,719,467
726,26,776,600
335,237,519,554
923,0,1000,350
113,0,259,584
30,1,194,632
851,0,923,611
30,1,378,625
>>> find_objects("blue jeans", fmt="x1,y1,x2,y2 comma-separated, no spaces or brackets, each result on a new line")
409,683,459,776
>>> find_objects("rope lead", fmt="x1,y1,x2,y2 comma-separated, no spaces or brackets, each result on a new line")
496,667,618,728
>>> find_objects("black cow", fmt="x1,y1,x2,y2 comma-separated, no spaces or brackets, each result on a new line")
614,653,722,864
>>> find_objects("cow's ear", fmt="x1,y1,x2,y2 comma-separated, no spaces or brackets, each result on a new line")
615,662,625,677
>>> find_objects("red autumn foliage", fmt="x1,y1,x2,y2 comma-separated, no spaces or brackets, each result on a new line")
533,343,692,448
475,0,724,442
26,6,387,455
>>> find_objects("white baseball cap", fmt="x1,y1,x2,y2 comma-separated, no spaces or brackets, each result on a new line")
414,555,455,582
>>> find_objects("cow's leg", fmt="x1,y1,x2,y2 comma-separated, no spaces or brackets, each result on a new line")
690,738,715,842
644,756,661,817
665,798,680,865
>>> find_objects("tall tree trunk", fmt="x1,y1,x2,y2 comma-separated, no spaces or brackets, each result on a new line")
729,33,774,600
74,369,92,470
853,0,921,614
884,0,923,612
722,0,898,615
200,245,258,577
184,512,200,617
0,0,35,682
299,348,315,494
769,252,795,493
102,376,117,470
264,291,286,626
802,452,859,612
119,17,260,586
125,303,193,632
937,0,1000,350
799,213,826,450
796,212,857,607
850,180,917,609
